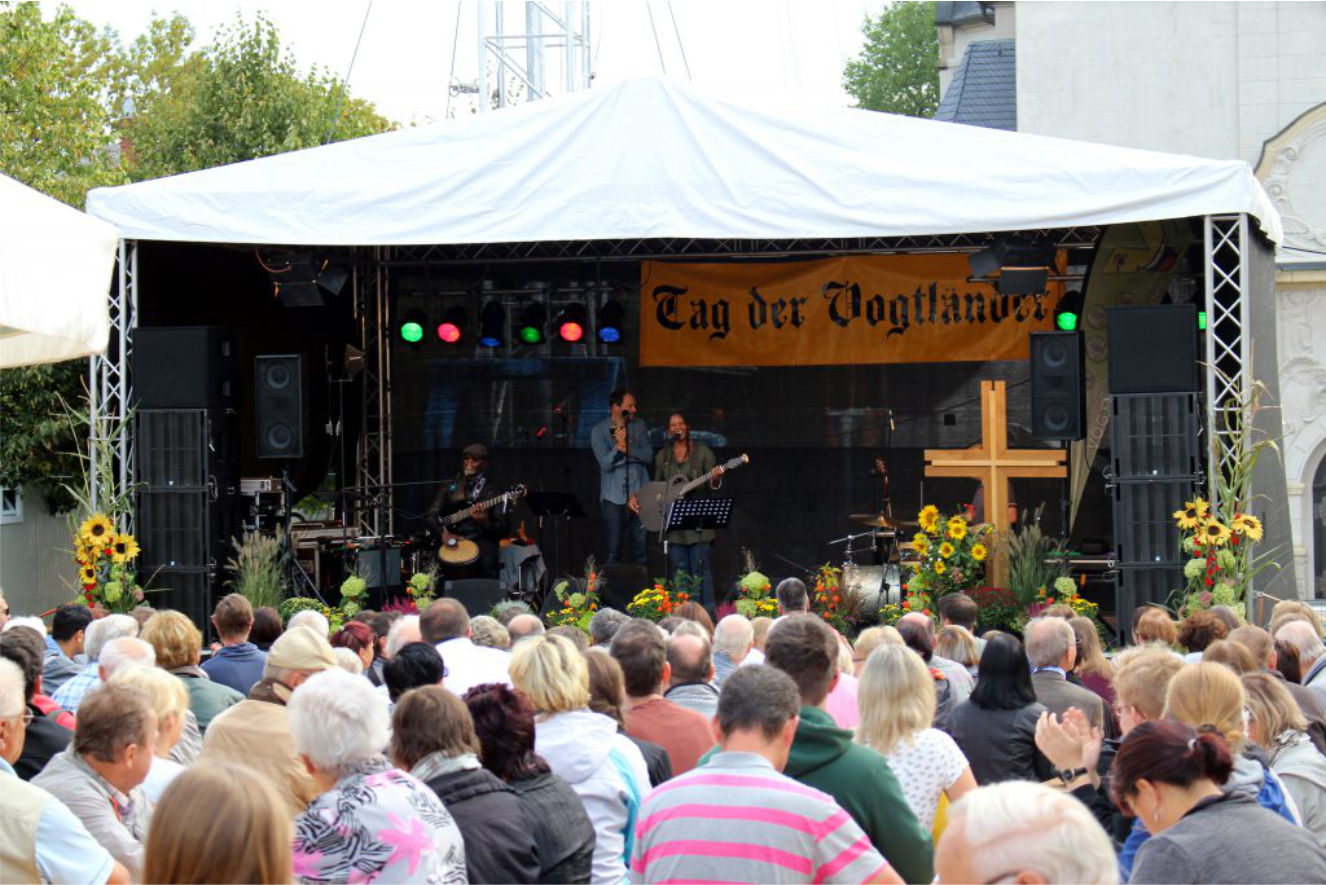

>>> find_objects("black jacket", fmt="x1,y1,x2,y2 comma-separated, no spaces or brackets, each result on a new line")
509,770,596,884
15,704,70,780
423,767,540,884
627,733,673,786
948,699,1054,785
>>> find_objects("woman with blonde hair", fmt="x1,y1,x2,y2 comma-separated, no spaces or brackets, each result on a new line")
935,625,979,679
857,643,976,830
109,665,190,803
510,633,650,884
852,625,902,677
143,761,292,884
1164,662,1298,821
1244,671,1326,849
140,610,243,731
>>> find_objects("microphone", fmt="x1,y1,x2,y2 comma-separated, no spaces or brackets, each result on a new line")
671,431,683,442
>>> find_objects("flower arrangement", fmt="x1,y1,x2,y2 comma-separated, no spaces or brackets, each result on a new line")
1171,497,1259,620
877,602,905,627
969,585,1023,633
734,549,778,619
71,513,144,612
1031,576,1097,619
881,586,935,628
812,563,843,623
905,506,991,600
627,581,688,621
546,557,600,632
278,596,345,633
405,567,437,612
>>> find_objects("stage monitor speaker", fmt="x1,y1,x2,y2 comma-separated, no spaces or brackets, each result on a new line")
133,327,237,409
255,354,305,459
598,563,648,611
1030,331,1085,440
444,579,505,615
1108,304,1200,394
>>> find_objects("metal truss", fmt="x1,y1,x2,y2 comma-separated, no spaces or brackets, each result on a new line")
1203,214,1250,506
383,228,1103,266
355,247,393,536
89,240,137,531
478,1,591,109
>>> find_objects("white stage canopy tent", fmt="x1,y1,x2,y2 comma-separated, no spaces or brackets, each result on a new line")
0,175,119,368
85,78,1281,248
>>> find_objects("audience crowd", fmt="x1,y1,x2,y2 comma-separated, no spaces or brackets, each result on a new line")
7,581,1326,884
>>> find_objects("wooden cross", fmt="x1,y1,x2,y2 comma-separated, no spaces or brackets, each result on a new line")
924,380,1068,584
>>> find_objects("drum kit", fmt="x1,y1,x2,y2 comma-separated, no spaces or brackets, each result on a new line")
828,512,920,609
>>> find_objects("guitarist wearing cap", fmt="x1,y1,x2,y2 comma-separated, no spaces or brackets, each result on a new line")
426,442,510,580
643,412,723,610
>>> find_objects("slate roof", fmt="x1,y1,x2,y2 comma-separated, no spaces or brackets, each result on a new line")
934,39,1016,131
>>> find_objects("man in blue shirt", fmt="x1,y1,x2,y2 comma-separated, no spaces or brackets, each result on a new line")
202,594,267,696
590,388,651,563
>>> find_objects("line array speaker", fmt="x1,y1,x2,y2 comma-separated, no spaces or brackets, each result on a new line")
133,327,237,410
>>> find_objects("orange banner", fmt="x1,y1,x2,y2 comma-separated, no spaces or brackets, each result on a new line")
640,254,1062,367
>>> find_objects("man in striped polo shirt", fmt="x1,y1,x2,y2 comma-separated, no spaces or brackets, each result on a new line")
630,665,900,884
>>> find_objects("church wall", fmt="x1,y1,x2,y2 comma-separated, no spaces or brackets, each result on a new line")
1016,2,1326,168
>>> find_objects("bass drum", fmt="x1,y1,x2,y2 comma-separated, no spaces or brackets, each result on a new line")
842,564,902,610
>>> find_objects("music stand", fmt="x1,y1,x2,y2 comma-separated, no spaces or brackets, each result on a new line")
664,497,734,533
526,491,587,597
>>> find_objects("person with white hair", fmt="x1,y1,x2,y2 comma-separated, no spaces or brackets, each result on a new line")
98,637,156,681
200,625,339,818
383,614,422,660
287,608,330,638
52,614,138,713
1277,619,1326,700
3,615,46,636
1024,616,1106,731
712,613,754,687
288,668,466,883
936,779,1119,885
0,658,131,885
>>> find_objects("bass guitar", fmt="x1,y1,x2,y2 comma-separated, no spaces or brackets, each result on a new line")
437,485,527,566
637,455,749,533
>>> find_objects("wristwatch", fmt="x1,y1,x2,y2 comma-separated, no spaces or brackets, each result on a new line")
1056,766,1089,786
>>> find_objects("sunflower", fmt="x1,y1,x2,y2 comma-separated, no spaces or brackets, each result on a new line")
1199,519,1231,547
110,533,140,563
79,514,114,547
971,543,988,562
946,517,968,541
939,542,956,559
1172,499,1209,530
934,561,947,575
1231,514,1264,542
911,532,929,552
80,564,97,584
918,505,940,534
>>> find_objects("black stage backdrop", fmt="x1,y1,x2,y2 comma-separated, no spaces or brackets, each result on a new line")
390,282,1074,599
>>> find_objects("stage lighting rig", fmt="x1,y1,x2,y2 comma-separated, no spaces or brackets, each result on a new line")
437,306,466,344
479,301,506,348
518,303,547,345
556,304,588,343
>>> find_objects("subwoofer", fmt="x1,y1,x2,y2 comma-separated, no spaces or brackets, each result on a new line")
254,354,304,459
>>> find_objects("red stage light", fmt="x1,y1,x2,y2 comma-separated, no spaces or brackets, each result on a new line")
437,322,462,344
558,321,584,342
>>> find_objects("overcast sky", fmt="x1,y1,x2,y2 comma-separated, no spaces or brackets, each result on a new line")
54,1,887,124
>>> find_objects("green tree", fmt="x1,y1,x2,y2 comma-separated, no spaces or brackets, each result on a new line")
0,5,392,513
122,14,391,181
843,1,940,118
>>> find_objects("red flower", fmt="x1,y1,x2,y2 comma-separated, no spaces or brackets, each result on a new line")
922,609,931,616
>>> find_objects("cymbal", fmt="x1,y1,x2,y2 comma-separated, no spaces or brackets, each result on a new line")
849,513,919,530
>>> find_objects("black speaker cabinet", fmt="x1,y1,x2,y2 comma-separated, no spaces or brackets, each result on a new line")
133,327,237,409
1107,304,1200,394
255,354,305,459
1030,331,1085,440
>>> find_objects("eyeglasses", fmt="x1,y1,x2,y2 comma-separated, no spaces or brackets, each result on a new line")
1113,702,1136,717
7,711,33,727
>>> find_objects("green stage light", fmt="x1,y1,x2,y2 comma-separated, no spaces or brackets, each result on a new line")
400,311,425,343
518,303,547,344
1198,310,1208,330
1054,289,1083,333
1055,311,1079,331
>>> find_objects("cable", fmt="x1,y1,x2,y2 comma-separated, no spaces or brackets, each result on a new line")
445,1,463,119
645,3,667,75
323,1,374,144
667,2,691,81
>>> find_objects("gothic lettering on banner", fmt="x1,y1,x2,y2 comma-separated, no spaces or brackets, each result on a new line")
640,253,1064,367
